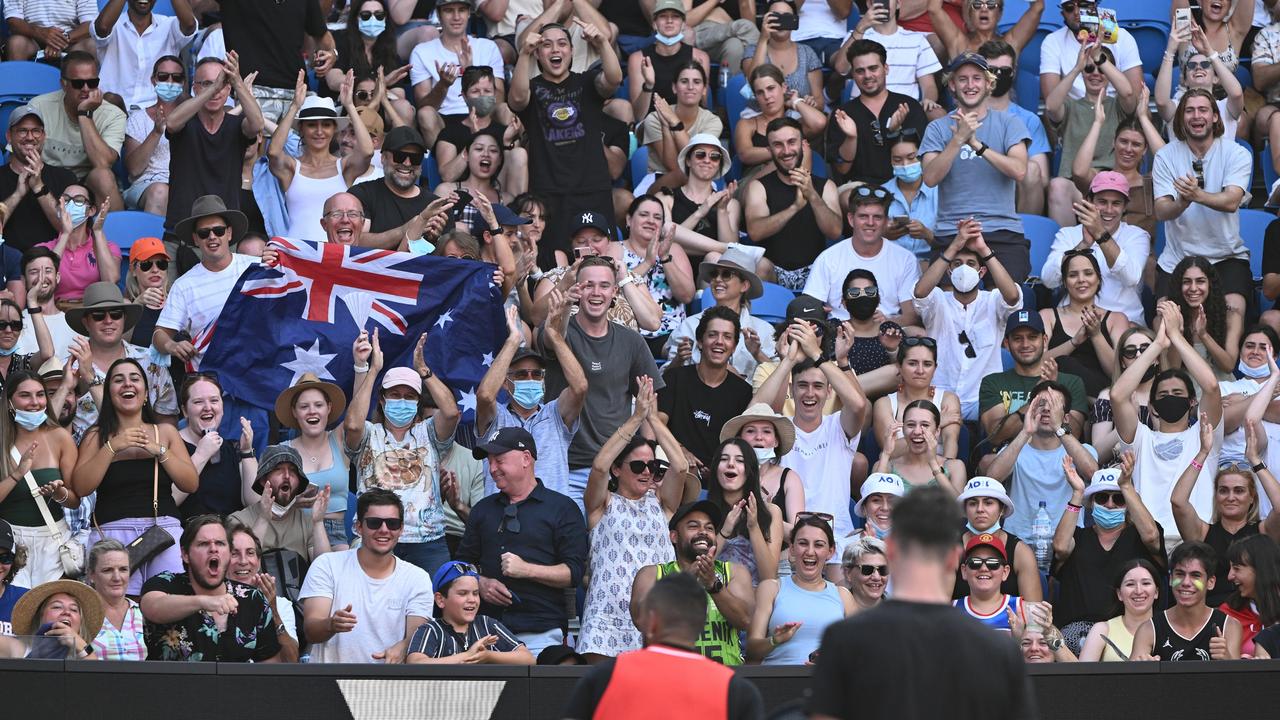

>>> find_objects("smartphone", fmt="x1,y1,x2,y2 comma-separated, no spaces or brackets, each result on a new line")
774,12,799,30
808,649,821,663
1175,8,1192,34
448,189,472,224
892,215,910,226
872,0,890,17
794,145,804,168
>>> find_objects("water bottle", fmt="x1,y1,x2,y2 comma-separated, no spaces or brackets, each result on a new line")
1032,501,1053,575
719,66,731,92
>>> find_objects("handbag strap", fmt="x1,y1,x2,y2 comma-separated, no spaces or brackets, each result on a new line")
10,445,65,545
152,425,160,522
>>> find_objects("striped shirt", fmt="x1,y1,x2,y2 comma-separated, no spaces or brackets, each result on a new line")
93,600,146,661
406,615,523,659
4,0,96,33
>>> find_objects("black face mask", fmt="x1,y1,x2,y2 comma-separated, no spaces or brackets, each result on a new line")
846,295,879,321
1141,365,1158,384
1151,395,1192,423
991,68,1014,98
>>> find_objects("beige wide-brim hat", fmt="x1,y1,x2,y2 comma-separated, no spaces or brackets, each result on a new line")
66,282,144,336
720,402,796,456
274,372,348,429
173,194,249,246
11,579,104,639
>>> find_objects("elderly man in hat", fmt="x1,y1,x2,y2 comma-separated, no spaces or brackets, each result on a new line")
665,247,774,378
230,445,331,563
67,282,177,441
457,427,587,656
0,105,77,254
152,195,259,369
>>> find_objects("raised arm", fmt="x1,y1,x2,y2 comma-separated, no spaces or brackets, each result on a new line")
587,378,653,525
225,51,265,138
1071,96,1107,193
1052,455,1087,565
266,71,308,188
475,306,524,436
89,205,121,286
1111,318,1168,444
1172,414,1213,542
1245,417,1280,541
1163,301,1223,425
1003,0,1046,53
344,329,382,452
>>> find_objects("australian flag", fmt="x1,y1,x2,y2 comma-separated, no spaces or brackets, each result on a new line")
201,239,506,426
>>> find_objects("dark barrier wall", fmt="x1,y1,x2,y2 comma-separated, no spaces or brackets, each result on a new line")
2,659,1279,719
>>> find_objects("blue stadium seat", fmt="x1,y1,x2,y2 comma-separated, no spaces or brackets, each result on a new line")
0,61,61,102
1014,69,1040,113
811,152,827,178
750,282,798,323
1123,21,1172,73
424,154,442,189
725,73,749,138
1263,142,1278,195
1021,213,1061,280
1239,208,1275,280
615,76,629,102
630,145,649,185
1119,1,1176,24
1237,138,1257,190
102,210,165,258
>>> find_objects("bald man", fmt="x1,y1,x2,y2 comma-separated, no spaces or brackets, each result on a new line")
320,193,366,246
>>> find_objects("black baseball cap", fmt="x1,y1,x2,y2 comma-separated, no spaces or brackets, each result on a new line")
0,519,15,555
786,296,828,325
511,347,545,365
473,426,538,459
383,126,426,153
668,500,722,531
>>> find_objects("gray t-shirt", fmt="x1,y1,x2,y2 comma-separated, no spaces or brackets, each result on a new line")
1151,137,1252,272
542,319,664,469
920,107,1030,235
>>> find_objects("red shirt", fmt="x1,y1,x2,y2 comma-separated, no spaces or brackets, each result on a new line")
594,645,733,720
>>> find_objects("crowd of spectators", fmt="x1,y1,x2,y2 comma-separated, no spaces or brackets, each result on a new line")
4,0,1280,696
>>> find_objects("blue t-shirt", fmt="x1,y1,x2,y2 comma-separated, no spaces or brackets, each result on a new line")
1,246,20,286
1005,103,1051,156
920,107,1031,235
0,583,30,636
1006,442,1099,540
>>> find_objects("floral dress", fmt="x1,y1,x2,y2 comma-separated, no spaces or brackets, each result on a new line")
577,491,674,656
623,244,685,340
141,572,282,662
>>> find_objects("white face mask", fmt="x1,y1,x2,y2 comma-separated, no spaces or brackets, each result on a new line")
1238,358,1271,379
950,264,980,293
753,446,776,463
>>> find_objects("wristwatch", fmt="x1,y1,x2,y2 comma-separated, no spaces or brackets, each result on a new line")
77,109,94,119
1047,635,1064,652
669,121,685,132
1055,424,1069,437
1253,462,1268,473
32,185,49,198
708,576,725,595
1096,231,1113,244
974,143,988,157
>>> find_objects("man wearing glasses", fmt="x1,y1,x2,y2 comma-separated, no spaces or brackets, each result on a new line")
301,489,435,664
28,52,127,212
458,427,588,656
1038,0,1143,104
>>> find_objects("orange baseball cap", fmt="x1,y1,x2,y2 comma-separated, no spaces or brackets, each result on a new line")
129,237,170,262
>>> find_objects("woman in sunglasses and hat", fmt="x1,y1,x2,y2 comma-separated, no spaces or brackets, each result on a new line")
10,578,103,660
123,238,172,346
722,403,804,542
268,71,374,243
578,377,694,661
662,134,740,266
953,477,1043,603
276,372,351,550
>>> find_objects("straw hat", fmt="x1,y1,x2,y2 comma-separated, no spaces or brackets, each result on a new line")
274,372,348,429
720,402,796,456
11,579,104,639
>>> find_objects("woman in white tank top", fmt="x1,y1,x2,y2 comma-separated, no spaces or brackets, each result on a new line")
871,338,963,461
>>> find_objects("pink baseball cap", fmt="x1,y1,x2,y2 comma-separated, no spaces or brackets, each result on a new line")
1089,170,1130,198
381,367,422,391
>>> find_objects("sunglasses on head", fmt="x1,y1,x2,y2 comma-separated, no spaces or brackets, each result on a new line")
155,71,185,83
0,552,13,564
692,149,723,162
1120,343,1151,359
903,336,937,349
1093,491,1125,507
501,503,521,534
795,511,834,523
64,77,101,89
390,149,425,165
88,309,126,323
196,225,228,239
627,459,669,477
137,259,169,272
0,321,22,333
358,10,386,20
854,186,891,201
845,286,879,299
857,564,889,577
964,557,1005,571
363,516,404,530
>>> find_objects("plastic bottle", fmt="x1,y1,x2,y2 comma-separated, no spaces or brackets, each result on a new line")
1032,501,1053,575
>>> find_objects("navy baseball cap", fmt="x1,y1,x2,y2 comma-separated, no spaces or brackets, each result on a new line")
473,426,538,459
492,203,530,227
570,210,610,236
947,52,989,74
1005,308,1045,337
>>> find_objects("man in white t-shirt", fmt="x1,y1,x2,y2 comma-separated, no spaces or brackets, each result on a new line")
913,219,1023,420
803,185,920,326
152,195,260,370
754,319,869,574
1038,0,1143,103
410,0,506,145
300,489,434,664
839,0,942,109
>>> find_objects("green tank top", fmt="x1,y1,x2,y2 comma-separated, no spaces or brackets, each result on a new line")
656,560,742,666
0,467,65,527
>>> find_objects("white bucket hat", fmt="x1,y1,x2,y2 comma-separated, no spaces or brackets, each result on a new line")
854,473,905,518
677,133,729,179
957,477,1015,518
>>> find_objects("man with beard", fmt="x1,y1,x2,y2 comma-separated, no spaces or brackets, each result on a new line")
922,52,1031,282
300,489,434,664
229,446,331,562
140,515,284,662
1038,0,1143,104
743,117,842,291
64,282,178,442
979,41,1051,216
348,127,447,249
37,358,76,429
828,39,928,186
1152,88,1253,310
802,185,920,325
913,220,1022,421
630,500,754,666
0,107,77,253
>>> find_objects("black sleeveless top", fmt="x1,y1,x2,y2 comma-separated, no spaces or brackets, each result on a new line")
95,456,179,524
1204,520,1260,607
767,467,791,523
953,532,1026,600
757,171,831,271
1049,306,1114,397
668,188,710,269
641,42,695,107
1152,608,1227,661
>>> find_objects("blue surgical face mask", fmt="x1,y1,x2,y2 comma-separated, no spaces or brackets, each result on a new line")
284,130,303,158
655,31,685,46
154,82,183,102
868,519,890,540
1092,504,1127,530
966,519,1001,535
1238,358,1270,379
739,81,755,100
753,446,776,463
512,380,544,410
66,200,88,228
383,398,418,428
0,345,17,357
893,161,923,183
358,17,386,37
12,408,46,431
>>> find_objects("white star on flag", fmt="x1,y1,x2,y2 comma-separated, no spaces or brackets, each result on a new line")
481,352,494,367
281,339,338,384
435,309,454,329
458,387,478,415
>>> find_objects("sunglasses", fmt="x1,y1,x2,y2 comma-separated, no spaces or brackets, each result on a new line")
390,149,425,165
964,557,1006,571
363,516,404,530
1185,60,1213,71
501,504,521,534
1093,491,1126,507
155,71,185,83
796,511,834,523
508,368,546,381
692,150,723,162
137,259,169,272
64,77,101,89
0,552,13,564
0,321,22,333
903,336,937,349
957,330,978,359
1120,343,1151,359
858,564,889,577
355,90,373,102
845,286,879,299
628,459,670,477
708,268,742,281
869,119,884,147
195,225,228,239
358,10,386,20
1059,2,1094,11
88,309,126,323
